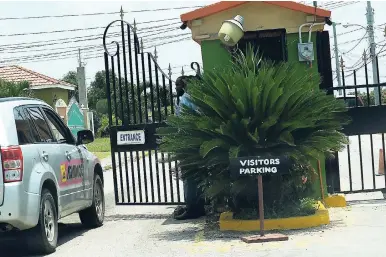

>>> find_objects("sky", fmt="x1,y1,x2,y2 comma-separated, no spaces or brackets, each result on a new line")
0,0,214,86
0,0,386,90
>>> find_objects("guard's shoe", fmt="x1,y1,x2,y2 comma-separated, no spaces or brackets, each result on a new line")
173,206,187,218
174,208,206,220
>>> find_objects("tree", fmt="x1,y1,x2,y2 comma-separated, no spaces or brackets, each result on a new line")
0,79,32,98
358,89,386,106
62,71,79,102
88,70,109,110
157,45,350,214
96,99,109,115
88,70,172,125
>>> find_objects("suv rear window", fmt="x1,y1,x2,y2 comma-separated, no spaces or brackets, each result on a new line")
27,107,54,143
13,107,37,145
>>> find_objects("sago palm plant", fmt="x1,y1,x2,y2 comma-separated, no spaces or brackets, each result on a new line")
157,45,350,213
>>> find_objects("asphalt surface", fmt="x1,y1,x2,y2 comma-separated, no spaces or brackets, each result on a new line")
1,157,386,257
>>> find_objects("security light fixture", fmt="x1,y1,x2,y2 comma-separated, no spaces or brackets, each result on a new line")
218,15,245,47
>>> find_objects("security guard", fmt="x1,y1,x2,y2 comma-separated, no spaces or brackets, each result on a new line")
173,75,205,220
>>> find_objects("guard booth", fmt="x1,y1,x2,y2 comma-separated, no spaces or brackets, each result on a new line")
180,1,334,95
181,1,386,196
180,1,334,199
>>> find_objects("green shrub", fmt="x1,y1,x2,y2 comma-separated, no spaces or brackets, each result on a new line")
157,45,350,214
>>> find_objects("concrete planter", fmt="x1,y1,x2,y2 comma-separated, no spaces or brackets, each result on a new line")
324,194,347,208
219,201,329,231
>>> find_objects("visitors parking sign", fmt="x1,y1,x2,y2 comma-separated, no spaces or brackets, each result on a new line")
230,155,290,177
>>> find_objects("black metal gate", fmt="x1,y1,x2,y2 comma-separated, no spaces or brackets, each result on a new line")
326,54,386,195
103,18,185,205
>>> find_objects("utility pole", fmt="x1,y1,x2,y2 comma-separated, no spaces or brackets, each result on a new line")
77,49,87,108
366,1,380,105
77,49,90,130
332,22,342,95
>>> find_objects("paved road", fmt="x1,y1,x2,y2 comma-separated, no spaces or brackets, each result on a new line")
3,189,386,257
2,154,386,257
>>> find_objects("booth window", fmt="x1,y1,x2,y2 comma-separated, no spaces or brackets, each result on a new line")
237,29,288,63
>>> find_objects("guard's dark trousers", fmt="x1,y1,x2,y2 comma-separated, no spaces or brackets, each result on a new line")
183,178,205,216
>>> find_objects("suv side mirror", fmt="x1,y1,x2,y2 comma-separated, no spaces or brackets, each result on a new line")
77,130,94,145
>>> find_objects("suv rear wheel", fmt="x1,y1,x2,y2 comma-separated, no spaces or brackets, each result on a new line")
26,188,58,254
79,174,105,228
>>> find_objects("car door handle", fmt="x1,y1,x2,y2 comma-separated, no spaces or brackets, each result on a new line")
41,151,49,162
65,151,71,161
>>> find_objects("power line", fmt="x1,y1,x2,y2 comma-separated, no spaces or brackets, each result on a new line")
0,11,120,21
0,6,202,21
341,32,368,55
131,5,203,13
343,48,386,78
0,26,179,51
339,36,370,45
0,20,180,37
321,1,344,7
0,36,191,64
328,1,360,9
377,43,386,57
0,25,180,52
1,31,189,54
320,1,358,10
145,37,191,50
338,39,386,70
330,27,364,39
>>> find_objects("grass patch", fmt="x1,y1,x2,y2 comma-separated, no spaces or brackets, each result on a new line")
87,137,158,161
233,198,317,220
87,137,111,153
104,164,112,171
93,152,111,160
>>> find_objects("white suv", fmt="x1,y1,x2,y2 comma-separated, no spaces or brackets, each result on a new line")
0,97,105,254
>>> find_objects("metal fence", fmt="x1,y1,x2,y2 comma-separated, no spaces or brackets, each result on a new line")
326,55,386,194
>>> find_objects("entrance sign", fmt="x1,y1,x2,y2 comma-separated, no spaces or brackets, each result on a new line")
117,130,145,145
230,156,289,178
231,155,289,243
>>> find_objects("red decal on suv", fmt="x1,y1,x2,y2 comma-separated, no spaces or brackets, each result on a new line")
59,159,84,187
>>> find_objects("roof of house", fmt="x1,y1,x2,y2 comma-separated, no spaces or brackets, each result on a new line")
181,1,331,22
0,65,75,91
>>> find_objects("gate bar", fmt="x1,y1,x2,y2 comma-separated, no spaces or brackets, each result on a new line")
104,52,119,204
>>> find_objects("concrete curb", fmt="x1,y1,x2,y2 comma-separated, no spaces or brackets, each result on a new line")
219,201,329,231
324,194,347,208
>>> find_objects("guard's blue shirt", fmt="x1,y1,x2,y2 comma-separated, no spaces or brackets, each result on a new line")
176,93,196,116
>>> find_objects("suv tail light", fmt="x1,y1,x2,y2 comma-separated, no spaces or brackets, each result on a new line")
1,146,23,183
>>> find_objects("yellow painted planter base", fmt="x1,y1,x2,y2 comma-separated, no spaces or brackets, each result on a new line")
324,194,347,208
219,201,329,232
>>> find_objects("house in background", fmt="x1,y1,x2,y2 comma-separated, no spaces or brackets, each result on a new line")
0,65,75,107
